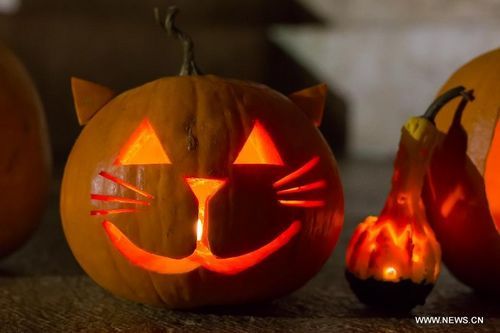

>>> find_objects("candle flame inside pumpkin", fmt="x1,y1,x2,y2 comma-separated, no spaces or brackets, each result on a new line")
93,118,324,275
101,176,303,275
196,218,203,242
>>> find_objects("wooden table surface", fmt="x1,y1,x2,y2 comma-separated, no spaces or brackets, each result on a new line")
1,160,498,332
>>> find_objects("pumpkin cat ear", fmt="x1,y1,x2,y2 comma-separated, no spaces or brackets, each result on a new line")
288,83,327,127
71,77,115,125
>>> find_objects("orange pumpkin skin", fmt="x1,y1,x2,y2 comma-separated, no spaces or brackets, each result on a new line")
423,48,500,295
0,43,51,257
61,75,344,308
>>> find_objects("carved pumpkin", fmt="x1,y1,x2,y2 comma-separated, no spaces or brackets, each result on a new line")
345,87,469,310
423,48,500,296
0,42,51,258
60,7,343,308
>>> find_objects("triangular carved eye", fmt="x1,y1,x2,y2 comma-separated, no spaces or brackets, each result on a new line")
115,118,171,165
234,121,284,165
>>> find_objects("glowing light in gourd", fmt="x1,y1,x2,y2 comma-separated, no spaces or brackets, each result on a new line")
345,87,472,309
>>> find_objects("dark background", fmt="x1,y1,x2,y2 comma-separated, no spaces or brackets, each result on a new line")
0,1,498,332
0,0,346,173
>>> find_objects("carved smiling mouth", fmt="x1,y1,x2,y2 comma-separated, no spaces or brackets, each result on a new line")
88,119,327,275
99,177,302,275
102,220,301,275
92,155,326,275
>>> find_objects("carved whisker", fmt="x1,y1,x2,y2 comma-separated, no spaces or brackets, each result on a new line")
273,156,320,188
276,179,326,195
278,200,325,208
99,171,154,199
91,208,140,216
91,194,151,206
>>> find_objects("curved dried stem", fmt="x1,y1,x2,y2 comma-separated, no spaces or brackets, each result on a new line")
423,86,474,123
155,6,202,76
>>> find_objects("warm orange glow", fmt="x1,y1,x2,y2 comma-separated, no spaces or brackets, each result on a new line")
103,219,302,275
440,184,464,218
278,200,325,208
186,178,227,208
90,208,139,216
485,118,500,234
383,266,398,281
346,215,441,283
101,176,302,275
102,221,201,274
186,177,227,248
191,221,302,274
276,180,326,195
196,218,202,242
99,171,154,199
346,118,442,284
234,121,284,165
115,118,171,166
90,194,150,206
273,156,320,188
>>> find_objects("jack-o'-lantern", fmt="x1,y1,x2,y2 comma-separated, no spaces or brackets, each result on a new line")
422,48,500,296
60,7,343,308
0,42,51,258
346,87,471,311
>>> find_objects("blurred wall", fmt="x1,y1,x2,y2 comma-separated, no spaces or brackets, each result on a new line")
273,0,500,157
0,0,347,174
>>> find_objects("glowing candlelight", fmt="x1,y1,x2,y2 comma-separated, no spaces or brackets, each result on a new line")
196,218,203,242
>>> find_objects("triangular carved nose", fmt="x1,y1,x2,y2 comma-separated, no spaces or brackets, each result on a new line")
186,177,227,246
185,178,227,205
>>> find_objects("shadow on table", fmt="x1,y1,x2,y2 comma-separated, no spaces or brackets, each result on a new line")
0,268,18,277
191,286,500,319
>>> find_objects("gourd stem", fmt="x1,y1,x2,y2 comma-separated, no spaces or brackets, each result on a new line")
154,6,202,76
423,86,473,123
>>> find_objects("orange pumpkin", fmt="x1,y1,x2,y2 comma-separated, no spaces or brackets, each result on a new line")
0,42,51,258
60,8,343,308
423,48,500,296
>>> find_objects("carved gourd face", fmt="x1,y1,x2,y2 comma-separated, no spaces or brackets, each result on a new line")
61,75,344,308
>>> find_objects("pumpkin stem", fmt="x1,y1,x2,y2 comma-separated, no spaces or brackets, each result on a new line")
423,86,474,123
154,6,202,76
